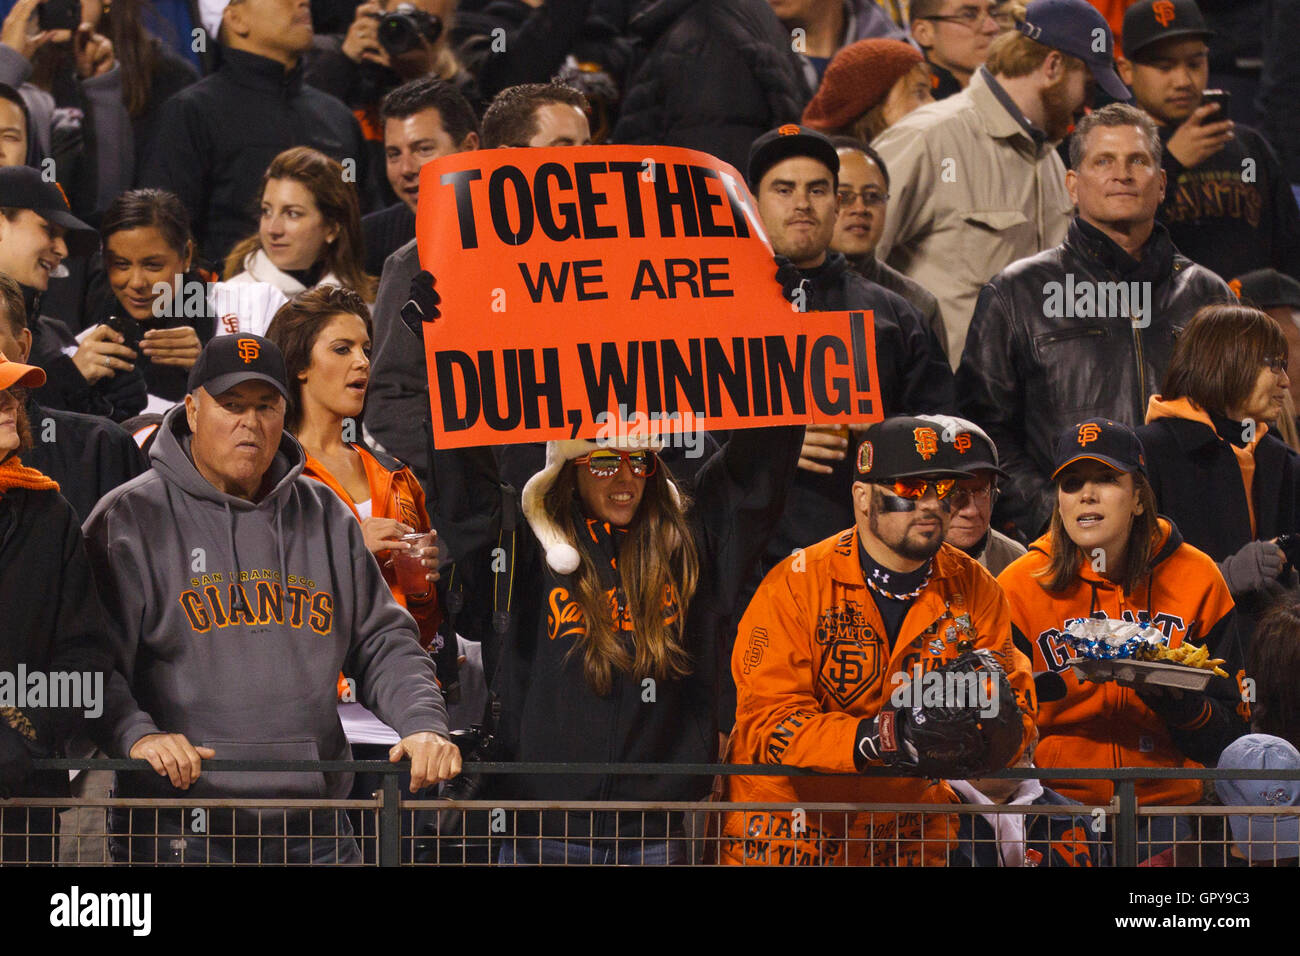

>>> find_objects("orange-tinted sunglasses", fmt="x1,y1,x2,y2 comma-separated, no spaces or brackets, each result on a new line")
880,477,958,500
573,449,658,478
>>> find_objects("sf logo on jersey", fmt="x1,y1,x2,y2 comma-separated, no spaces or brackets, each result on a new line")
815,602,884,708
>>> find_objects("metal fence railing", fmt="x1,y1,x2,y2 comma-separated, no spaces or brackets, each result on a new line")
3,760,1297,867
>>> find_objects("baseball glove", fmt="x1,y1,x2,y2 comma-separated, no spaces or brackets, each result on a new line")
858,650,1025,778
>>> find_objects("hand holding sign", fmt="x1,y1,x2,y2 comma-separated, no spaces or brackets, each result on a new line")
400,271,442,342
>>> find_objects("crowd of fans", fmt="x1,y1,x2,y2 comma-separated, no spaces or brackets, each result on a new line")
3,0,1300,867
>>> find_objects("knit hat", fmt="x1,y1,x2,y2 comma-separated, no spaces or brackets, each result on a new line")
802,39,924,133
521,436,683,574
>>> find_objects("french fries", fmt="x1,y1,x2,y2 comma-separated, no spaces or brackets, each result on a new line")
1145,641,1229,678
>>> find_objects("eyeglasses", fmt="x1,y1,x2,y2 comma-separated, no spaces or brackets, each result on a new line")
837,187,890,208
919,5,998,29
574,449,658,478
950,483,995,509
879,477,957,500
1264,355,1290,374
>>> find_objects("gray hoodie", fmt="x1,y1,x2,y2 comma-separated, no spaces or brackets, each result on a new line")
83,404,447,798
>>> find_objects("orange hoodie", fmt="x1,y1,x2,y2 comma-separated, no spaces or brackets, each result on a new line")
997,518,1244,806
1145,394,1265,537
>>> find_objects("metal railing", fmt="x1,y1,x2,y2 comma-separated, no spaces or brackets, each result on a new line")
2,759,1297,866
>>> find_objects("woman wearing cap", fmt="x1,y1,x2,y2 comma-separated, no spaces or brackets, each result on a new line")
996,417,1248,859
89,188,291,419
1137,304,1300,627
264,285,444,664
432,418,803,864
801,39,933,144
224,147,376,302
0,353,112,862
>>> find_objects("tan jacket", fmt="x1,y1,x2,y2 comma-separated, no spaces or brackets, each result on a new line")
873,68,1071,367
976,528,1028,578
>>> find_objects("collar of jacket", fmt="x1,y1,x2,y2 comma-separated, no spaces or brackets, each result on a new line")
1148,403,1268,457
828,525,974,590
969,67,1050,156
219,46,305,95
925,55,963,101
1026,515,1184,586
1065,216,1175,282
798,250,850,285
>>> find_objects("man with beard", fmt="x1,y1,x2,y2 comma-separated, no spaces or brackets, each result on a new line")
721,415,1035,866
957,104,1235,542
873,0,1129,367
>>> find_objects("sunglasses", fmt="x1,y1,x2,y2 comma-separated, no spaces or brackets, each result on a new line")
574,449,658,478
880,477,957,500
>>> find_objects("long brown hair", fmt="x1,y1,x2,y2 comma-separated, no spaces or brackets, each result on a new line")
542,461,699,696
1035,470,1161,595
224,147,376,300
264,285,372,434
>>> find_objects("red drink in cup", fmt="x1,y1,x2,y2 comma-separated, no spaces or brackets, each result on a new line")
394,531,433,598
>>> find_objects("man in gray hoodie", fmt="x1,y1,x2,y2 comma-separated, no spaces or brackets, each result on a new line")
84,333,460,863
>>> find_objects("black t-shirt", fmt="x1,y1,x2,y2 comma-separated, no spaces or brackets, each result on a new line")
858,539,931,647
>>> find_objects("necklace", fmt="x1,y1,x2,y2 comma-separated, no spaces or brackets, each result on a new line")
865,560,933,602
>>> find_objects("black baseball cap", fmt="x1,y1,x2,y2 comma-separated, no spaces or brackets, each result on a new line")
0,165,98,256
1234,269,1300,311
188,333,290,401
1016,0,1131,102
747,124,841,191
1050,417,1147,480
916,414,1010,479
855,416,980,482
1122,0,1213,62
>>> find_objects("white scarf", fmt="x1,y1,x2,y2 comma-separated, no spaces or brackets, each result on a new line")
948,777,1046,867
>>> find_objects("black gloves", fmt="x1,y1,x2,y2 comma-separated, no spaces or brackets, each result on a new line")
400,271,441,342
773,256,811,312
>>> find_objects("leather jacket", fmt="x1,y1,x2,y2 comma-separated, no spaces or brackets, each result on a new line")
956,217,1235,539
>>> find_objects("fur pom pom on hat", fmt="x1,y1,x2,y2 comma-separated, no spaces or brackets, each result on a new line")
521,436,682,574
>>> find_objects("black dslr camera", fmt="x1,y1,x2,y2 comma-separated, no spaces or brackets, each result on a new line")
1275,534,1300,580
376,4,442,55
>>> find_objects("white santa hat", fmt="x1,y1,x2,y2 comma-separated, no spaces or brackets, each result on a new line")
199,0,230,42
521,436,683,574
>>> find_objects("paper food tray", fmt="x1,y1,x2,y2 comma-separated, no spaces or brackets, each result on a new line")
1067,657,1213,691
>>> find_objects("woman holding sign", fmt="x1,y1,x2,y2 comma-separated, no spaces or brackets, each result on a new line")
431,374,804,865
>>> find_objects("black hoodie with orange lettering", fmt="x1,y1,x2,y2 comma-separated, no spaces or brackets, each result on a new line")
997,518,1248,806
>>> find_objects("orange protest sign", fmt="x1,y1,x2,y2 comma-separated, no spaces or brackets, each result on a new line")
415,145,881,448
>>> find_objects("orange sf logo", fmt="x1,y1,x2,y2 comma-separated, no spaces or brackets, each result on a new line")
953,433,972,454
778,124,801,136
1077,423,1102,446
1152,0,1175,27
237,338,261,363
1228,278,1243,299
913,427,938,460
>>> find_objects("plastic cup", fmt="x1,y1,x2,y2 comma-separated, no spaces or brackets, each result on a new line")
393,531,433,598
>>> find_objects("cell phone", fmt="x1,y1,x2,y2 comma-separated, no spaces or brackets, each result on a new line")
1201,89,1231,121
36,0,82,32
105,313,143,352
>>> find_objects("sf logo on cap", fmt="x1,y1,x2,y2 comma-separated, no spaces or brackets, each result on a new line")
778,124,801,136
913,426,938,460
953,433,972,454
1077,422,1102,446
1152,0,1176,27
237,338,261,363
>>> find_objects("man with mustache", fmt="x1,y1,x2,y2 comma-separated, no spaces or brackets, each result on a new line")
722,414,1034,866
957,103,1235,543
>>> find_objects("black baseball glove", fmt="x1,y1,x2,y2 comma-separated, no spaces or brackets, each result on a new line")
400,270,441,342
856,650,1025,778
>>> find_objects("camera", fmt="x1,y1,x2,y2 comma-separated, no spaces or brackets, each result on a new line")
1276,534,1300,579
375,4,442,56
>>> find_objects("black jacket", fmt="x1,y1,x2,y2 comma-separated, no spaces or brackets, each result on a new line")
29,312,148,423
361,202,416,278
20,398,146,523
139,46,369,264
0,481,114,790
610,0,810,175
956,217,1236,540
1158,122,1300,283
948,785,1110,867
432,424,803,839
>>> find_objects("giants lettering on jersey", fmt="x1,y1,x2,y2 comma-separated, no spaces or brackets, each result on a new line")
1035,610,1188,672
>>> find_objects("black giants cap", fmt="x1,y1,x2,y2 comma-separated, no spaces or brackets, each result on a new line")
747,124,841,191
1122,0,1213,61
0,165,98,256
187,333,290,401
1050,418,1147,480
1016,0,1131,101
855,416,981,482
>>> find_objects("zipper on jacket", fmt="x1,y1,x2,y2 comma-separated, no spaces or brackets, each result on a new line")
1131,320,1147,421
